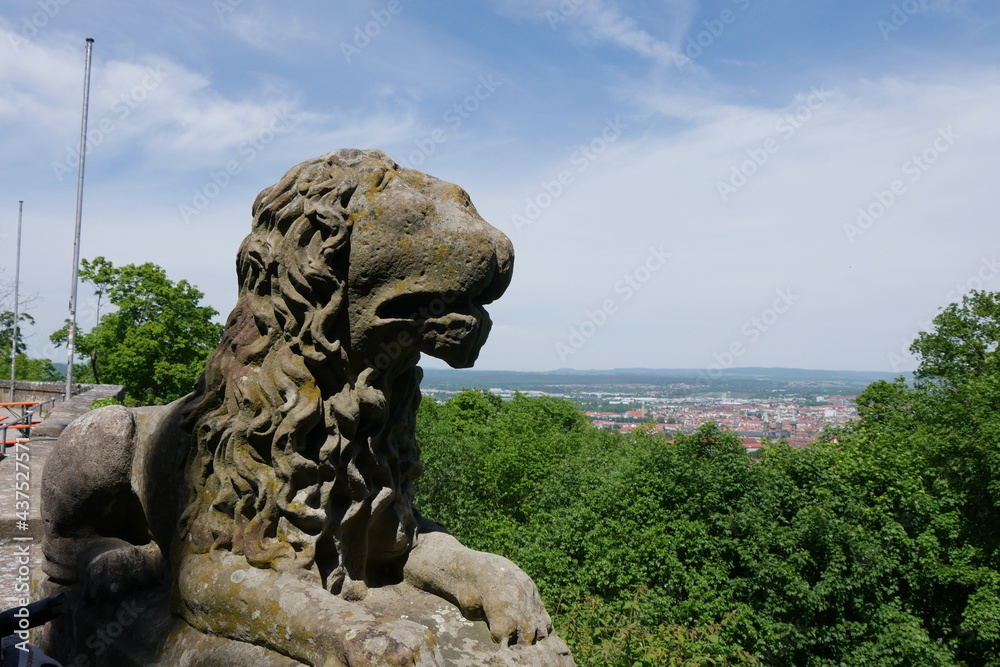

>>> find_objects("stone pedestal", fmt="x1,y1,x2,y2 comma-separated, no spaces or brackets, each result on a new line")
32,571,573,666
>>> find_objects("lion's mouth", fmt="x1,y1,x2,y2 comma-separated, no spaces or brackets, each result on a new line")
418,307,492,368
375,293,492,368
368,237,511,370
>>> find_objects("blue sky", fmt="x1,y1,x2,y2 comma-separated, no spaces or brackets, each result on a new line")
1,0,998,375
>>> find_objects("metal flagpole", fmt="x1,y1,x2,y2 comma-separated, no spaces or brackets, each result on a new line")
66,37,94,400
9,201,23,401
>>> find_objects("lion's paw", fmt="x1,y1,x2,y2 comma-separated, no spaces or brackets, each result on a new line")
83,545,159,602
459,553,553,647
481,571,553,646
405,530,555,648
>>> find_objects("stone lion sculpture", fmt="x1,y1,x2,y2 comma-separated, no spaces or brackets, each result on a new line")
39,149,573,665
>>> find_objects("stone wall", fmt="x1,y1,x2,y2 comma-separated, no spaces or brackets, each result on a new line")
26,384,127,437
3,381,124,411
3,380,66,403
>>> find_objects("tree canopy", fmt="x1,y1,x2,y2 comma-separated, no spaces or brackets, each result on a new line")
0,310,34,354
414,290,1000,665
0,309,61,382
51,257,224,404
911,290,1000,391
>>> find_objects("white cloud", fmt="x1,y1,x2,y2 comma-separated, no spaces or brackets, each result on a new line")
3,1,998,375
573,2,690,67
0,27,423,361
464,68,1000,372
215,2,323,52
490,0,694,67
0,26,423,176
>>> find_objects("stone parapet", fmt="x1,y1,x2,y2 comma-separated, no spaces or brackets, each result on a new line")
29,385,126,438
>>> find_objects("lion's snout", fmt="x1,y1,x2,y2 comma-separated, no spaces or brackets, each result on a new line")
342,152,515,371
476,228,514,307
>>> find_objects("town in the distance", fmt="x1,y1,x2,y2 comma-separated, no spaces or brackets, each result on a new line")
419,367,901,453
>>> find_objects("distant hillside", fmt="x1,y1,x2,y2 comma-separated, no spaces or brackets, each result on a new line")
419,367,906,396
565,367,906,382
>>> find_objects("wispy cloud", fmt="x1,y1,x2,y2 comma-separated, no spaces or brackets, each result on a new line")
214,1,323,52
478,67,1000,370
573,1,692,66
0,26,423,181
2,0,998,373
490,0,694,67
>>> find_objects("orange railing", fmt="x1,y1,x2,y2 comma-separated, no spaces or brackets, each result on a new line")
0,401,42,458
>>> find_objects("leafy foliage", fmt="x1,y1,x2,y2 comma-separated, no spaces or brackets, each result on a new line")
911,290,1000,392
415,291,1000,665
89,396,121,409
0,352,62,382
0,310,62,381
51,257,224,404
0,310,34,354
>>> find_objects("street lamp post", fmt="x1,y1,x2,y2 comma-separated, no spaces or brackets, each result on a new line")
9,200,23,401
66,37,94,400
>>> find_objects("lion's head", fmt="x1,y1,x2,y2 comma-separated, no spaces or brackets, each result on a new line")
180,149,513,599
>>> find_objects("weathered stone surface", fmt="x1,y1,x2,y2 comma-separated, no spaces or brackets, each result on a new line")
33,571,302,666
34,571,571,666
38,149,574,665
31,384,126,438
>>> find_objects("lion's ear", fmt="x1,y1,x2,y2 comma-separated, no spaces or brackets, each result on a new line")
298,191,352,274
305,182,357,232
252,186,273,216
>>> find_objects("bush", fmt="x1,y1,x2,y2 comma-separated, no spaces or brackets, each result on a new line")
89,396,121,409
416,387,1000,665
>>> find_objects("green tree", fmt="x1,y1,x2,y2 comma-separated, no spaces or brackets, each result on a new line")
853,376,913,436
910,290,1000,392
0,310,62,382
417,377,1000,664
51,258,224,405
0,310,35,353
413,292,1000,665
0,353,61,382
78,256,117,322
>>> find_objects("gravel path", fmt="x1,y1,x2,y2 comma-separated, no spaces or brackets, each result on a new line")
0,436,54,609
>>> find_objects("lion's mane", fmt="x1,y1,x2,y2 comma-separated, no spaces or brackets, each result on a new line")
179,149,422,597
